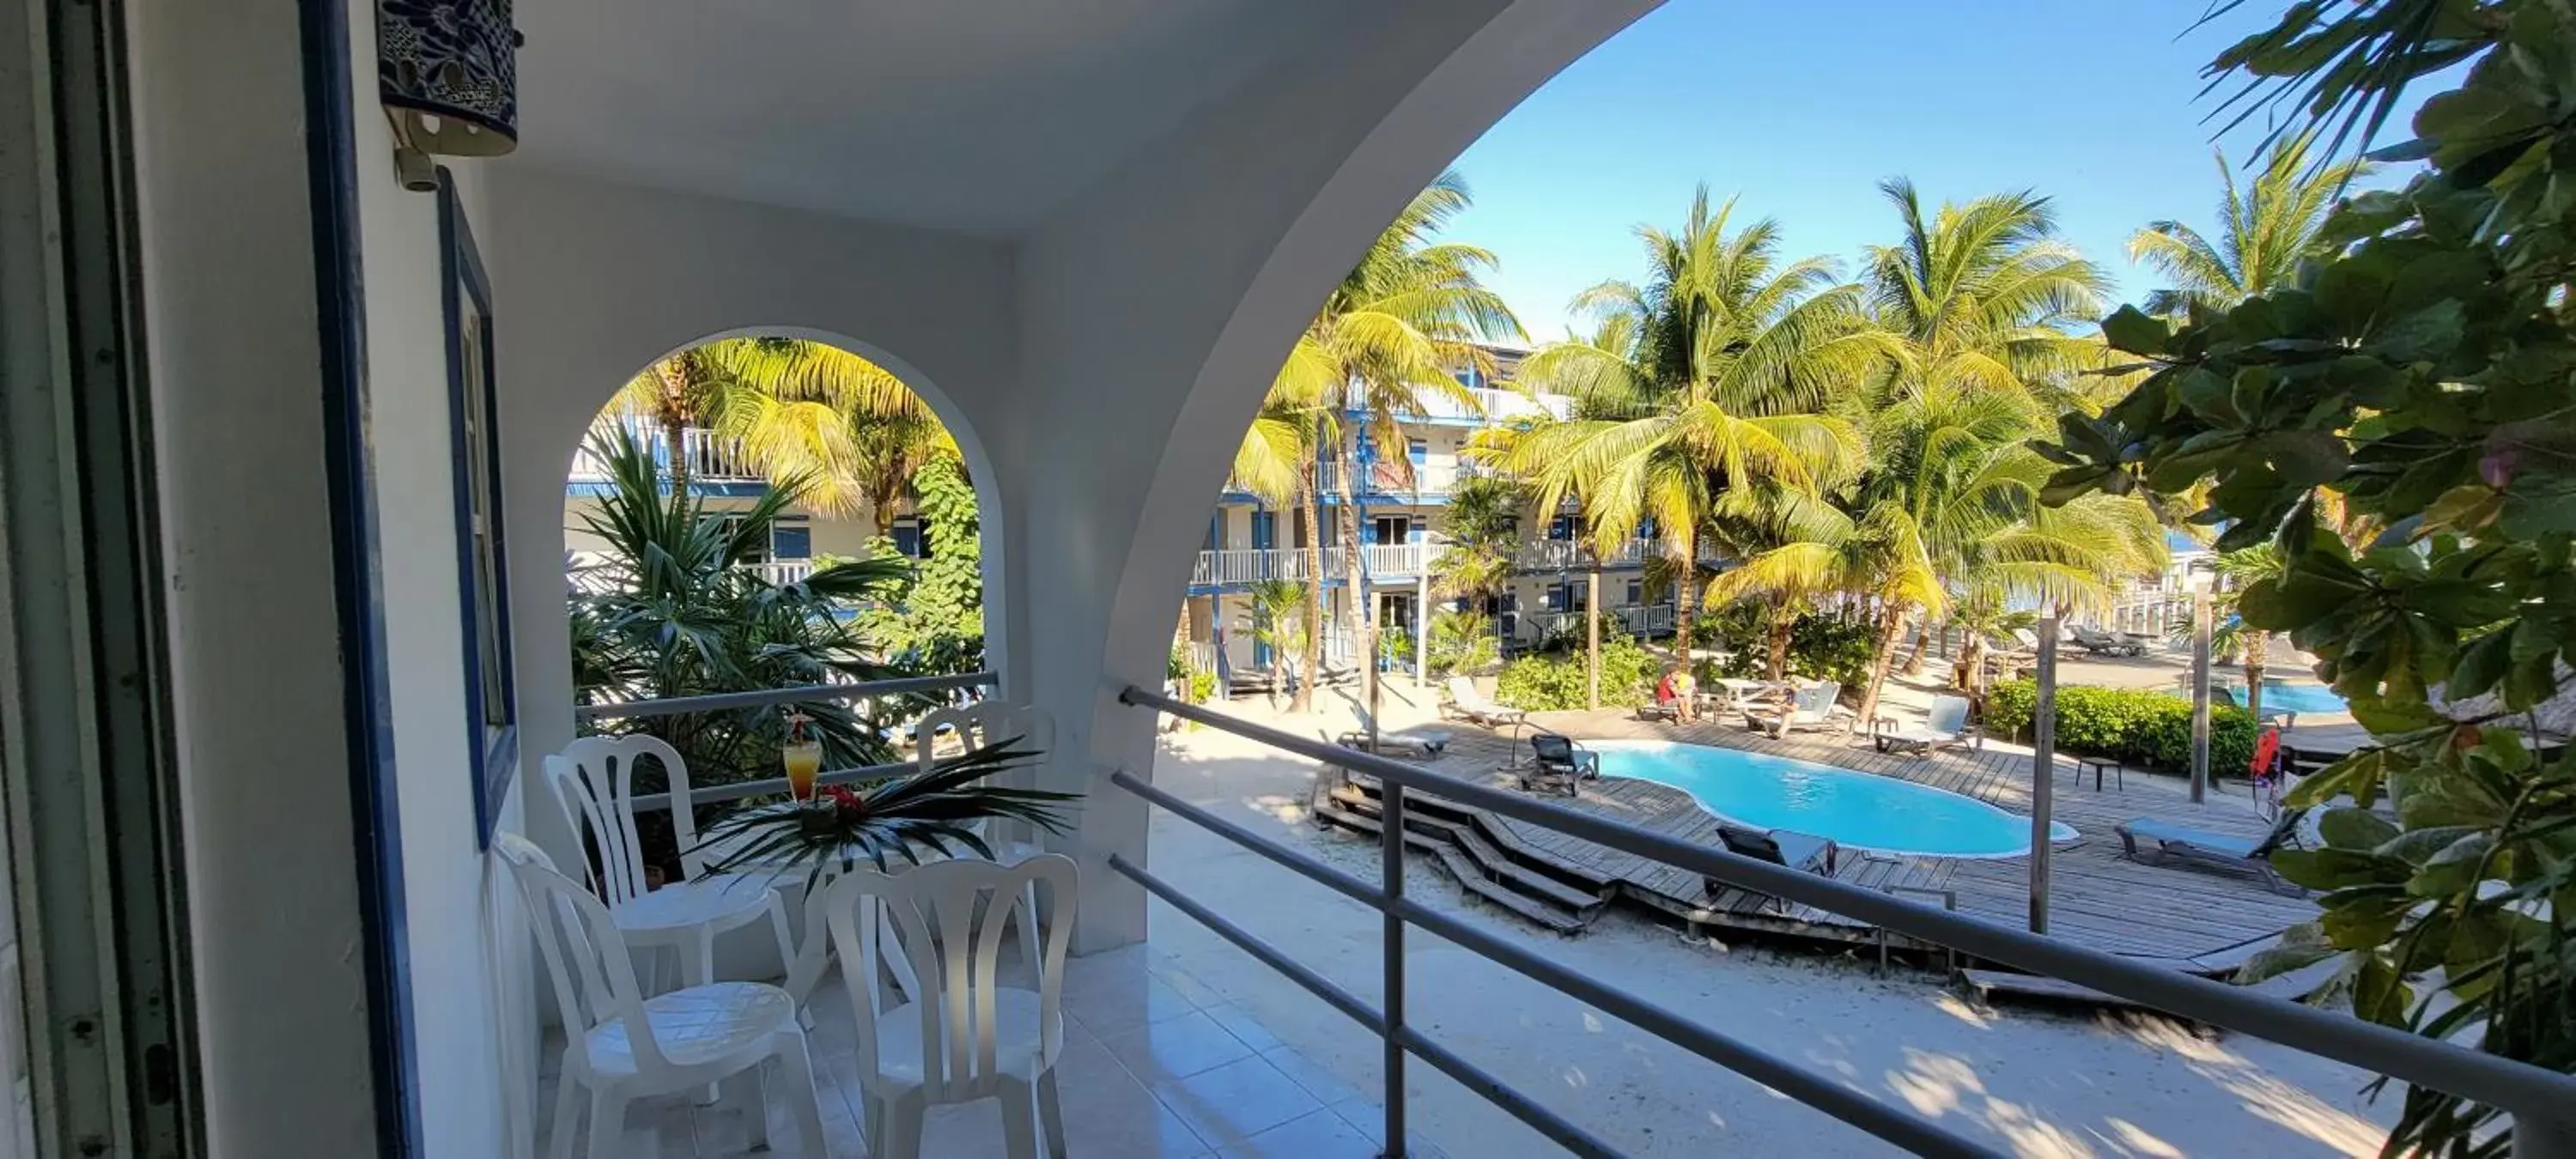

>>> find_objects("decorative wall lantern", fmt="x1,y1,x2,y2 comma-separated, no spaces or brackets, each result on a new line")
378,0,520,188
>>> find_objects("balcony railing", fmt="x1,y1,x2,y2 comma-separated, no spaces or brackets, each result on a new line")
1521,602,1675,642
575,671,1000,810
1314,460,1467,500
1115,684,2576,1157
1191,543,1443,587
568,421,766,483
1388,385,1573,425
739,559,817,586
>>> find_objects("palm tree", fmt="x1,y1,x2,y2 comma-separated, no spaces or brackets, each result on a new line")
2128,136,2370,318
2172,546,2287,723
1429,472,1524,626
1228,390,1325,709
1238,580,1310,711
1272,172,1522,719
1499,189,1878,709
712,338,958,528
1865,180,2111,420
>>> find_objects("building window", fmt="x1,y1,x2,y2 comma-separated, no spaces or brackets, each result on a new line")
772,517,811,560
440,173,515,844
891,516,925,558
1626,580,1643,605
1373,515,1410,545
1548,515,1576,542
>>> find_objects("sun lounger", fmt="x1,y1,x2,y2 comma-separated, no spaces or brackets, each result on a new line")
1873,694,1979,756
1518,731,1601,797
1704,824,1838,913
2070,624,2148,657
2115,813,2306,895
1334,730,1451,760
1442,676,1528,729
1744,681,1856,740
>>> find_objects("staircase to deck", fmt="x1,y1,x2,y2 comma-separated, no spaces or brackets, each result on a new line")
1312,775,1615,934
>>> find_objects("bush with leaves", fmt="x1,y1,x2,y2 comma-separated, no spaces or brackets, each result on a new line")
1495,634,1661,711
1426,608,1502,676
569,428,925,784
2040,3,2576,1148
851,455,985,676
1984,681,2258,775
1701,606,1880,690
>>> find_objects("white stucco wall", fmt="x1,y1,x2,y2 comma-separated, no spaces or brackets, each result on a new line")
127,4,382,1155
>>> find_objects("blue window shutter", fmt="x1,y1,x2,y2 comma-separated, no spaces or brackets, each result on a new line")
892,519,921,557
772,525,811,560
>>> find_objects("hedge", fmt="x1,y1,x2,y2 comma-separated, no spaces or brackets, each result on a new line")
1984,681,2258,775
1495,634,1662,712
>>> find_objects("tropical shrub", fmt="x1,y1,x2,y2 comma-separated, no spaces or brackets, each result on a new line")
1704,608,1879,689
1983,681,2257,775
568,428,925,784
1425,609,1501,677
851,455,984,676
1494,634,1660,711
2038,3,2576,1145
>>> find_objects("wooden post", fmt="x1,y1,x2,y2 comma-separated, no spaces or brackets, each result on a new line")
1586,567,1601,710
2029,616,2057,935
1415,573,1431,689
2190,580,2214,804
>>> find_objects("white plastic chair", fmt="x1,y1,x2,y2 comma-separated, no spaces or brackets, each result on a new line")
495,834,828,1159
544,735,797,993
915,700,1055,862
819,854,1078,1159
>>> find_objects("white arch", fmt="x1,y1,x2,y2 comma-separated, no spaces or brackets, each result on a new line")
566,325,1013,683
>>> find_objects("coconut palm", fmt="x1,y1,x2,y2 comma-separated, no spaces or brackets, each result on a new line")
1273,172,1522,719
712,338,959,527
1238,580,1311,711
2129,136,2370,318
1865,180,2111,419
1498,189,1879,706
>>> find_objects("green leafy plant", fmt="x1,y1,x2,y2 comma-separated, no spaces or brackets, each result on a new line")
698,739,1078,886
2041,3,2576,1148
1984,681,2258,775
1425,608,1502,677
1495,633,1661,711
569,427,921,781
852,454,984,675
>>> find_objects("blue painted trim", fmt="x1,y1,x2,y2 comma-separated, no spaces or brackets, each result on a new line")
438,172,519,848
298,1,418,1153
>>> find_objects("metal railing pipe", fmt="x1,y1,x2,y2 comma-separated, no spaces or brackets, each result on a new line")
1117,684,2576,1122
573,670,995,723
628,759,916,813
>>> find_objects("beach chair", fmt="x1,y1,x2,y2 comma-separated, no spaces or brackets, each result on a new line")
1519,731,1600,797
1704,824,1838,913
2069,624,2148,657
1637,683,1685,723
1745,680,1856,740
1873,694,1979,756
2114,810,2307,895
1442,676,1528,730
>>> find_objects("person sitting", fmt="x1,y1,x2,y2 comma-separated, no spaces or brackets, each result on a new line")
1657,665,1698,722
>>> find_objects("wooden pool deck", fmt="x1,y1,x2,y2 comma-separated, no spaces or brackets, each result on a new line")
1314,708,2317,968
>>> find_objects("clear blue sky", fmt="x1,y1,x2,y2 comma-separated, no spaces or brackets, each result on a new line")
1445,0,2424,343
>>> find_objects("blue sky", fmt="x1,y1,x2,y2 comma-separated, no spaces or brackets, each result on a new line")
1445,0,2424,343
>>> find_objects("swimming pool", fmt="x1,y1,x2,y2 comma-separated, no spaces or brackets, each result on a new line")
1587,739,2077,859
2218,678,2349,717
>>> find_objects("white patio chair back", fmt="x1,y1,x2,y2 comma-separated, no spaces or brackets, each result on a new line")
823,854,1078,1103
916,700,1054,850
1795,681,1841,718
1927,695,1971,735
544,733,701,904
495,834,667,1077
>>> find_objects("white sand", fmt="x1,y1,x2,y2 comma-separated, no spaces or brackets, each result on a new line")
1139,698,2395,1157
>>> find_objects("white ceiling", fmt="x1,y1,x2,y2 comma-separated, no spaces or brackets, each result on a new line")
511,0,1360,234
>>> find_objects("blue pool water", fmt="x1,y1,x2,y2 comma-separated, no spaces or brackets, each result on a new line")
1588,740,2077,858
2220,679,2349,716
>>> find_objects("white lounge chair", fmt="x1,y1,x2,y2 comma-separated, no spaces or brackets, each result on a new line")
1745,680,1855,739
1873,694,1980,756
1443,676,1528,730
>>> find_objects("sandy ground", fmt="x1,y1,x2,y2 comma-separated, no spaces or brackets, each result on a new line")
1137,683,2397,1157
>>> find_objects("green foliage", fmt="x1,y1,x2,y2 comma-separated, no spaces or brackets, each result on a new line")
1494,634,1661,711
1983,681,2257,775
698,740,1078,888
1701,606,1878,689
851,456,983,675
568,428,920,782
1425,609,1501,677
2044,7,2576,1142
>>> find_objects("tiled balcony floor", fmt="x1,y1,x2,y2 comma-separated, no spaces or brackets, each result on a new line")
538,942,1442,1159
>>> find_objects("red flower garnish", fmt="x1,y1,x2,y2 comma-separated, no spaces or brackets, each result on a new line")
824,784,867,820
